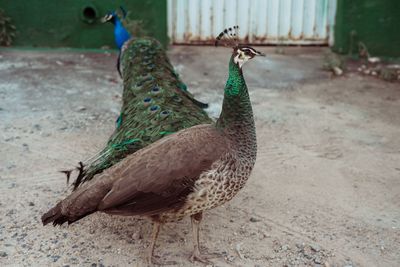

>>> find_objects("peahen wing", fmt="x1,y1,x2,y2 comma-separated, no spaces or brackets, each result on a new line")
97,124,228,215
43,124,227,226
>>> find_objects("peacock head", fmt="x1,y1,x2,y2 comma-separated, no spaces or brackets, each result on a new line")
101,12,116,24
233,45,265,68
101,7,127,25
215,26,265,68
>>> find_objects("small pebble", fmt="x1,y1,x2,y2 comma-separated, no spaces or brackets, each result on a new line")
310,243,321,252
314,256,322,264
33,124,41,130
368,57,380,63
0,251,7,257
225,255,235,262
333,66,343,76
51,255,61,262
249,217,260,222
281,244,290,251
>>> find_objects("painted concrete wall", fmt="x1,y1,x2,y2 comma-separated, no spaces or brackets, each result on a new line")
0,0,167,48
333,0,400,57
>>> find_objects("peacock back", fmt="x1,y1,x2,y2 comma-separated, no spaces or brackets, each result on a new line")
71,37,212,189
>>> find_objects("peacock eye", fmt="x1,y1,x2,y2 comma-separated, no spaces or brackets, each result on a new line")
160,110,171,118
173,95,182,102
151,86,160,94
143,97,152,107
149,105,160,113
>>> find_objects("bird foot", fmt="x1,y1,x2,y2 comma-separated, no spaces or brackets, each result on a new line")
146,256,177,266
190,250,219,265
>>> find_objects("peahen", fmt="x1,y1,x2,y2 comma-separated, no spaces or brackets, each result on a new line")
65,9,210,189
42,26,263,265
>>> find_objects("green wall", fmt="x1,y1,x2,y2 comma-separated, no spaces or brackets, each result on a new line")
333,0,400,58
0,0,167,49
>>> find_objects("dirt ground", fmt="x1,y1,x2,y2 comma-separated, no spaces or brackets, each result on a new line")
0,46,399,267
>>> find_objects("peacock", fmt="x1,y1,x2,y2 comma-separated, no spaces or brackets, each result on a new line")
65,8,210,189
102,6,130,77
42,26,264,265
102,7,130,50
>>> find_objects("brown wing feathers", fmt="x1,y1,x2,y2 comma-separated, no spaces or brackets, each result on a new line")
42,125,228,225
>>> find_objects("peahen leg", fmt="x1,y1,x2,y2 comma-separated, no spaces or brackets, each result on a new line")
189,212,216,264
146,222,177,266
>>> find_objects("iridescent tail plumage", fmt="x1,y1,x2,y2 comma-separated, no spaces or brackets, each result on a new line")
68,37,212,189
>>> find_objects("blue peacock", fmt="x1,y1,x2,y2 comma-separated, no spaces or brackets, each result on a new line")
65,7,210,189
102,7,130,50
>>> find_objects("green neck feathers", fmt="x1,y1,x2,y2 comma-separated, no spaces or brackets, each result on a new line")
216,55,255,135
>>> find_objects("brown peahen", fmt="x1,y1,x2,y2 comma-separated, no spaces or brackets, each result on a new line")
43,26,263,265
66,9,211,189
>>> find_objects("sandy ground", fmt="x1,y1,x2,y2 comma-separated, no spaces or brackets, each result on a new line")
0,46,399,267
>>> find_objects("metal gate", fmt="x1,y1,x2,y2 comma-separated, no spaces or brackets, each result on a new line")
167,0,337,45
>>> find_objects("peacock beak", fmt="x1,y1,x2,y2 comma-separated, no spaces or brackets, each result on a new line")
101,13,113,23
100,16,108,23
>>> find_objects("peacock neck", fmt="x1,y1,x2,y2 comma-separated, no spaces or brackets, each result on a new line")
216,55,257,158
115,19,122,27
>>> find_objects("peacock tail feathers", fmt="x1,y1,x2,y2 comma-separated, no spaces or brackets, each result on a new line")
69,37,212,189
115,6,148,38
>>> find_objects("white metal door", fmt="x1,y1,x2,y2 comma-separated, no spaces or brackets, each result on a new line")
167,0,337,45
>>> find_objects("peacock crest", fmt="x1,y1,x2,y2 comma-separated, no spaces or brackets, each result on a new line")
215,25,239,47
216,25,265,68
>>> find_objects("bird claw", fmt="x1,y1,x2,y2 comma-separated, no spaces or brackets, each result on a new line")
190,250,219,265
147,256,177,266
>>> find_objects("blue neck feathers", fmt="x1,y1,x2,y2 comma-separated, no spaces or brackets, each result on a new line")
113,16,131,50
